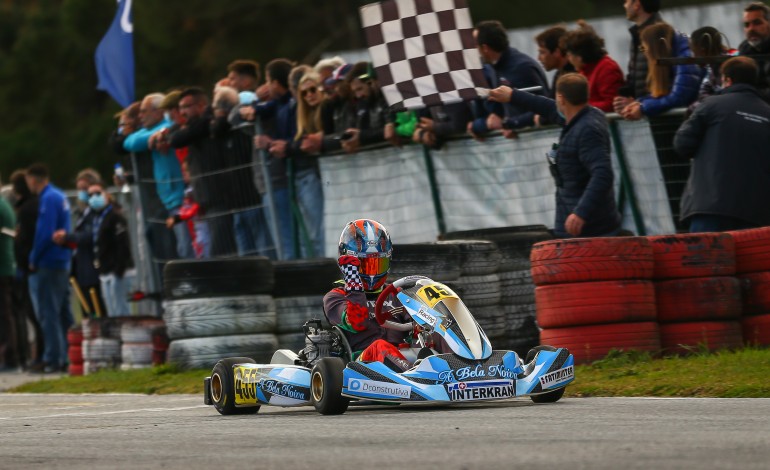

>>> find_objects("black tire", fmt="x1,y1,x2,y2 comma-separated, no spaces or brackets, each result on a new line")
441,225,549,239
311,357,350,415
275,296,326,334
210,357,260,415
436,240,501,275
390,243,461,282
163,257,274,300
444,274,501,308
168,334,278,370
525,345,567,404
272,258,341,298
442,228,552,272
163,296,276,340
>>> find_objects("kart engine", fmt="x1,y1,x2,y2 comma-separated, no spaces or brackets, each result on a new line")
296,319,347,367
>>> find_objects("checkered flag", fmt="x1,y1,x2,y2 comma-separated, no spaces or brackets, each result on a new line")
360,0,489,111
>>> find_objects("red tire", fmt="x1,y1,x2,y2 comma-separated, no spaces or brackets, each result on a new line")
530,237,654,286
659,321,743,355
67,327,83,346
655,277,742,323
68,345,83,364
536,280,656,328
727,227,770,274
152,349,166,366
742,314,770,346
68,363,84,376
539,322,661,364
738,272,770,316
647,233,735,279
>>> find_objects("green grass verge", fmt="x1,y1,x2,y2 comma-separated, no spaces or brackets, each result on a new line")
9,348,770,397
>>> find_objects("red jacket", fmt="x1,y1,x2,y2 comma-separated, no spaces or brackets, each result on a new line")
581,55,625,112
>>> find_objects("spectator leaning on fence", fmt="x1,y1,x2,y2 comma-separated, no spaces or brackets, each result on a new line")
489,74,621,238
227,59,261,93
620,23,702,120
674,56,770,233
614,0,665,113
688,26,738,114
0,175,18,371
123,93,192,259
739,2,770,99
535,26,576,100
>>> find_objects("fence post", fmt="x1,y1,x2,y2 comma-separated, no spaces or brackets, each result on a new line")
422,145,446,235
609,120,646,236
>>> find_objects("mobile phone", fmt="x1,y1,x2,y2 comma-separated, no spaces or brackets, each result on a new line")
338,131,354,141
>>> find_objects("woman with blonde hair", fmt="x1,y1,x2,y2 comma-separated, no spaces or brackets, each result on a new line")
621,22,702,120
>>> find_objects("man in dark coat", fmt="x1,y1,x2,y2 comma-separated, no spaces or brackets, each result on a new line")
674,56,770,232
489,74,621,238
738,2,770,99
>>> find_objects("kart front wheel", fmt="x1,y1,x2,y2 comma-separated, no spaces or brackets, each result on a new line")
530,386,565,403
210,357,260,415
311,357,350,415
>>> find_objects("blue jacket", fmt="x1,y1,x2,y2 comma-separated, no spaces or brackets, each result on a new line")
123,119,185,211
29,184,72,270
509,91,621,237
639,33,702,117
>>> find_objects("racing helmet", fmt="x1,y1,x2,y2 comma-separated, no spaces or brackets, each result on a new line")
338,219,393,291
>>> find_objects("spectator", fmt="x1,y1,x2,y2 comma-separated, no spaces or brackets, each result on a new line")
123,93,193,259
471,20,549,136
674,56,770,232
169,87,236,256
85,183,133,317
25,163,73,373
488,74,621,238
0,175,17,371
157,90,188,166
314,56,345,83
340,61,395,153
688,26,738,113
613,0,665,113
561,22,625,112
413,102,472,149
620,23,702,120
535,26,576,99
291,72,327,257
109,102,140,189
738,2,770,97
10,170,42,368
227,59,261,93
211,86,264,258
53,168,104,315
166,160,209,258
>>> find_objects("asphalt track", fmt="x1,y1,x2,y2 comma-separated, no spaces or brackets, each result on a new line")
1,395,769,469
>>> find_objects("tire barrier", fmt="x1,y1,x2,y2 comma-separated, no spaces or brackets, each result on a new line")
739,272,770,316
655,277,742,323
444,274,501,308
167,334,278,369
441,227,552,272
648,233,735,279
742,314,770,346
659,321,743,355
540,322,662,365
83,338,121,375
120,318,164,369
536,280,657,329
435,240,501,276
727,227,770,275
163,257,274,300
275,296,325,335
152,326,170,366
67,325,84,376
530,237,654,285
390,243,461,281
272,258,341,298
163,295,276,340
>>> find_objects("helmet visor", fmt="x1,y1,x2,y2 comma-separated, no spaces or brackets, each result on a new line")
359,255,390,277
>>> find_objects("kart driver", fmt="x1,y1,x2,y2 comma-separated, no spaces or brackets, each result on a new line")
323,218,414,371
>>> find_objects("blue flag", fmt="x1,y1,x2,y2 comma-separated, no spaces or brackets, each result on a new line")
95,0,135,107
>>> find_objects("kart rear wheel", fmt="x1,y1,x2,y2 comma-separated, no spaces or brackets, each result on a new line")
311,357,350,415
210,357,260,415
531,386,565,403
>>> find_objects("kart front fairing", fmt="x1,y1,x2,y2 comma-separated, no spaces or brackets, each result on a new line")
397,278,493,360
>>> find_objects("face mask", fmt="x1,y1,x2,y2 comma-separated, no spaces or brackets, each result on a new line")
78,190,89,203
88,193,107,211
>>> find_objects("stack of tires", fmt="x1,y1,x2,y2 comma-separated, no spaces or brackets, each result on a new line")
533,237,660,364
120,318,164,370
730,227,770,346
67,326,84,376
163,257,278,369
81,317,122,374
272,259,342,352
152,326,170,366
389,242,461,282
441,226,552,355
650,233,743,354
437,240,504,344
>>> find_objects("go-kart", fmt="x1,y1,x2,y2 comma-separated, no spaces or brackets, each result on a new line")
203,276,574,415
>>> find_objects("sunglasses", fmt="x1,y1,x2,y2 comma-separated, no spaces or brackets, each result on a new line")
300,86,318,97
88,191,103,197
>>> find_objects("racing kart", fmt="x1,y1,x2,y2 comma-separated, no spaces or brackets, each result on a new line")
203,276,574,415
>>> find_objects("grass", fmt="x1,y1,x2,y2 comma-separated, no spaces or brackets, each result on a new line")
9,348,770,398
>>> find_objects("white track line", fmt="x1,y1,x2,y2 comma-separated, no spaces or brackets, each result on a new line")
0,405,208,421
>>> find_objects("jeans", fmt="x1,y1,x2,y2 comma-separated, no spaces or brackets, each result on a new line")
100,273,131,317
294,168,325,258
233,207,276,259
193,220,211,259
689,214,756,233
271,187,296,260
170,207,195,259
28,268,72,367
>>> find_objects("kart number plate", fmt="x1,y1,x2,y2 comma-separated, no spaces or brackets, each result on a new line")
446,380,515,401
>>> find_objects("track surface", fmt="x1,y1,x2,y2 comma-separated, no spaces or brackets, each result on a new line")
1,394,768,469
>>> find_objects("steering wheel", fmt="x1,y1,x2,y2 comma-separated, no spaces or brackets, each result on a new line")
374,276,431,327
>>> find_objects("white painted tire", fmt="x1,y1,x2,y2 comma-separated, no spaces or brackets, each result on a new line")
163,295,276,340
